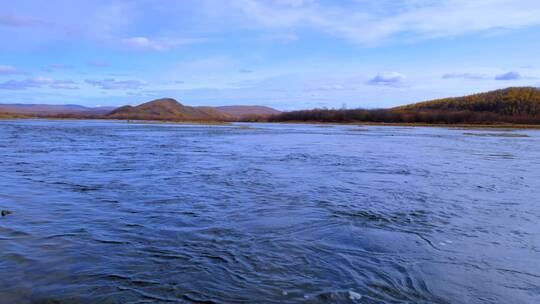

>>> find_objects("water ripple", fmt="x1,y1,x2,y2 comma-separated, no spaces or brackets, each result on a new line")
0,120,539,303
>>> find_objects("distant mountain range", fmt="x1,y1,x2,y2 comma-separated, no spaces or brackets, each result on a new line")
0,104,115,115
0,99,281,121
2,87,540,125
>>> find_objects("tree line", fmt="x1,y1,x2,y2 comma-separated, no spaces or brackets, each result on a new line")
243,87,540,125
255,108,540,124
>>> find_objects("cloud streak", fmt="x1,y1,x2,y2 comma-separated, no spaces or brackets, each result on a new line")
442,71,536,81
87,60,110,68
230,0,540,45
120,35,209,52
367,72,405,87
85,78,147,90
121,37,167,51
442,73,490,80
0,15,50,28
495,71,522,80
0,77,78,90
41,64,72,72
0,65,23,75
5,1,540,48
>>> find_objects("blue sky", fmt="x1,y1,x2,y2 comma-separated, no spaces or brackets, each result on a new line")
1,0,540,110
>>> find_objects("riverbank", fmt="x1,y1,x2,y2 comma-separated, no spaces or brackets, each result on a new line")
267,120,540,129
0,117,232,125
125,120,231,125
3,116,540,129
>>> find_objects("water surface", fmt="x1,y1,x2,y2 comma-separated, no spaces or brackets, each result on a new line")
0,120,539,303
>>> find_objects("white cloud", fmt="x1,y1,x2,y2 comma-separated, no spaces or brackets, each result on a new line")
121,37,167,51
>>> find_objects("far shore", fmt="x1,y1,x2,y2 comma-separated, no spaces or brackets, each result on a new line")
0,116,231,125
2,116,540,129
268,120,540,129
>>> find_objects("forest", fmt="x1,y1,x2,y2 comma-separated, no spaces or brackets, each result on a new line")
259,87,540,125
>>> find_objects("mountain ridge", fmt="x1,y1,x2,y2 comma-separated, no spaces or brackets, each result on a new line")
0,99,281,121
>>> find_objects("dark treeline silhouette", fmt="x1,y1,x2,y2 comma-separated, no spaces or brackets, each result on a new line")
263,108,540,124
260,87,540,125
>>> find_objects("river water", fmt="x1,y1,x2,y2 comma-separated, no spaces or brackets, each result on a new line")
0,120,539,303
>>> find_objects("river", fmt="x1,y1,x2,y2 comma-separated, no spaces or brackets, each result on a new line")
0,120,538,303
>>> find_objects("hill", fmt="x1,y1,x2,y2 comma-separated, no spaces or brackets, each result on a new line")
106,98,281,121
270,87,540,125
396,87,540,116
0,104,115,115
106,98,230,121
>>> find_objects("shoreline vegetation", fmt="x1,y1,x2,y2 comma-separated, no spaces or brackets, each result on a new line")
3,116,540,129
264,121,540,129
258,87,540,125
2,87,540,129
